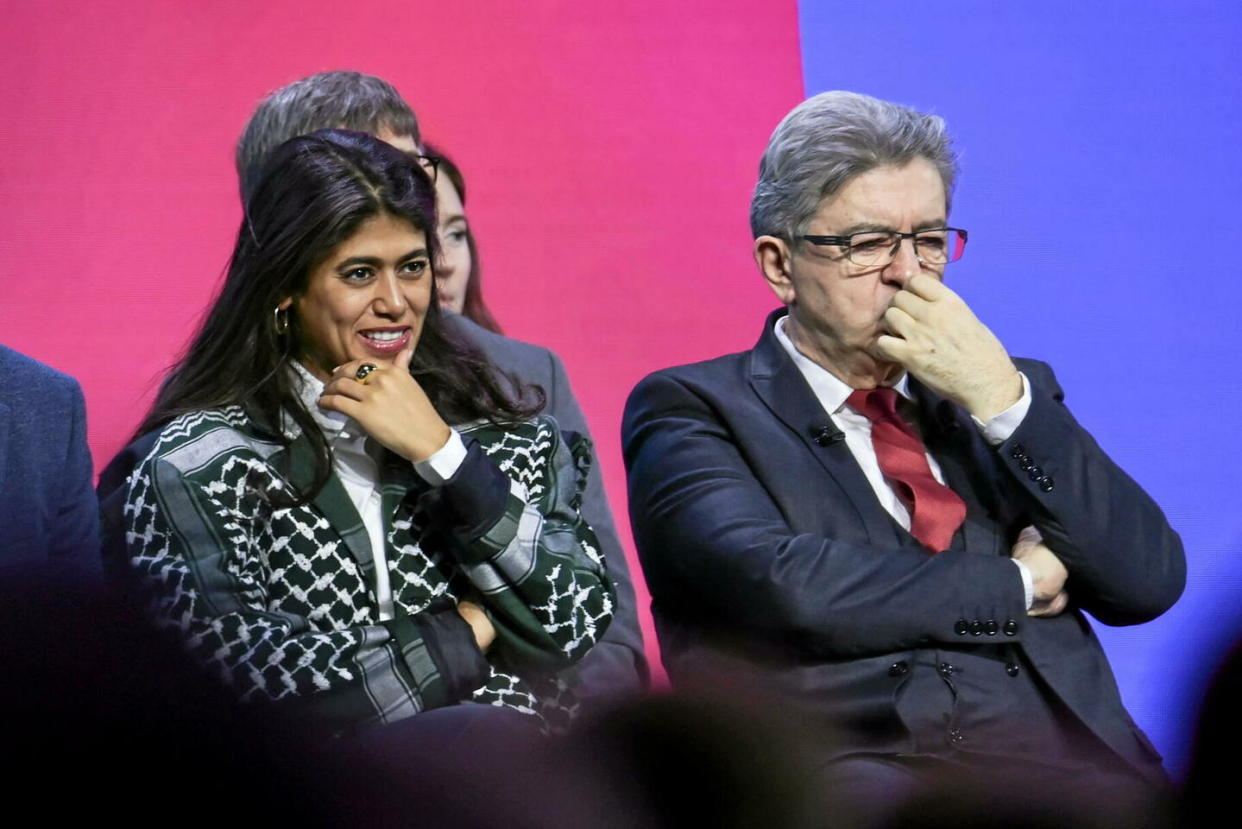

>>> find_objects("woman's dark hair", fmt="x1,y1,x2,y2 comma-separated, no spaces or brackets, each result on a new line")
136,129,541,501
423,142,504,335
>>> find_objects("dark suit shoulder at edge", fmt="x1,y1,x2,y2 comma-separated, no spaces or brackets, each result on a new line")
0,345,82,397
631,348,754,393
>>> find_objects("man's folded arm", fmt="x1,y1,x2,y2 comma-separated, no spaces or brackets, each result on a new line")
623,372,1027,658
998,360,1186,625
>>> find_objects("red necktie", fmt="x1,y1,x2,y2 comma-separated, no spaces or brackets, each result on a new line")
847,388,966,553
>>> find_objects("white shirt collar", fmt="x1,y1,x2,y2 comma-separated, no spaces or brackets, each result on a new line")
285,360,358,440
773,313,913,413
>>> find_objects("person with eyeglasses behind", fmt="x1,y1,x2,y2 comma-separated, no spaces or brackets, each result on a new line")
622,91,1184,822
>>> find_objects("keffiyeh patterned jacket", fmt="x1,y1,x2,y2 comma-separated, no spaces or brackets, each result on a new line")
124,407,614,734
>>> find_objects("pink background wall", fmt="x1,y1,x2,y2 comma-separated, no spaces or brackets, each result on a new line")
0,0,805,677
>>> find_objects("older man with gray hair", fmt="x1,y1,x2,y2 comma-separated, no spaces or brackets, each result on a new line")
622,91,1183,808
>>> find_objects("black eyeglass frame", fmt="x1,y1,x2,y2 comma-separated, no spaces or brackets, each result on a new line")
798,227,969,265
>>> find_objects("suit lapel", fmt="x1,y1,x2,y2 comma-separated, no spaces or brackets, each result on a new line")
379,449,425,542
907,377,1007,555
278,427,375,572
747,310,894,539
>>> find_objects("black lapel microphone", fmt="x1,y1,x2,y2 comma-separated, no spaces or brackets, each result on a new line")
810,423,845,447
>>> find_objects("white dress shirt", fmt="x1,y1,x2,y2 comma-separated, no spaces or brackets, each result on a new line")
773,316,1038,607
289,361,467,620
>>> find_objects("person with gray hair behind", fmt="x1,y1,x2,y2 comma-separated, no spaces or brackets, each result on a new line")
234,71,422,200
97,70,647,709
623,91,1183,822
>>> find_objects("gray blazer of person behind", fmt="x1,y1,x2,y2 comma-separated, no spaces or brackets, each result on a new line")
442,313,648,700
0,344,100,579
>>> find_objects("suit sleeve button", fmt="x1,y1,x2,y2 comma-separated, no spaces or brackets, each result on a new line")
1018,457,1033,471
889,661,909,677
1006,663,1021,677
1010,444,1026,459
954,619,969,636
1039,476,1055,492
1003,619,1019,636
969,620,983,636
1027,466,1044,480
985,620,999,636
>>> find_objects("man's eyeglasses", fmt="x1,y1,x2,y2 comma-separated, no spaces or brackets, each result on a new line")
799,228,968,267
412,154,441,183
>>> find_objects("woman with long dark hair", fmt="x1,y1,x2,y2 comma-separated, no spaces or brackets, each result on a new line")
124,129,613,734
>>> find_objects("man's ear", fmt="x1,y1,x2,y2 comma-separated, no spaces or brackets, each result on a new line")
754,235,795,305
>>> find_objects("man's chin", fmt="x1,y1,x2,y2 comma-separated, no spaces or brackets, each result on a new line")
861,344,904,384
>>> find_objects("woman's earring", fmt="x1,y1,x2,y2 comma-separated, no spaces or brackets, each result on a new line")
273,306,290,335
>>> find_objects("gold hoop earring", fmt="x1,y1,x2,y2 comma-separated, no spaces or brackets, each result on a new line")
273,306,290,335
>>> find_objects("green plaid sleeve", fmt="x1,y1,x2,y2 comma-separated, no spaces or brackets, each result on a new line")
452,417,616,669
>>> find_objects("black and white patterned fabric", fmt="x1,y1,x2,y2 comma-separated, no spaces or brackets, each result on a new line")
125,406,613,733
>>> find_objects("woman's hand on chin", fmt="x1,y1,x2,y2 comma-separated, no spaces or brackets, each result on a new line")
318,344,452,462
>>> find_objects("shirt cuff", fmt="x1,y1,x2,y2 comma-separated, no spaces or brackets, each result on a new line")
1011,524,1042,610
413,428,468,486
972,372,1032,446
438,438,513,543
1012,559,1035,610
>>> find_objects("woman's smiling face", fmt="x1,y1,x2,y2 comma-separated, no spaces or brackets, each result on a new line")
284,211,433,381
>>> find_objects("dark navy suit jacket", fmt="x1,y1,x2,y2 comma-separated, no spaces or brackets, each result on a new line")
622,309,1184,780
0,345,100,579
